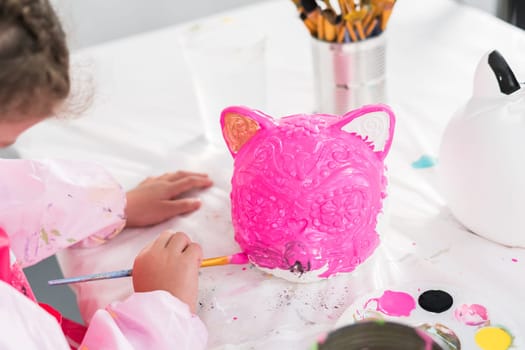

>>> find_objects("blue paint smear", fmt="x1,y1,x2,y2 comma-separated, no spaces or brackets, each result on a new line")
412,155,437,169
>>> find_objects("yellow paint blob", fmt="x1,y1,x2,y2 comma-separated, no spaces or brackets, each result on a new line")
475,327,513,350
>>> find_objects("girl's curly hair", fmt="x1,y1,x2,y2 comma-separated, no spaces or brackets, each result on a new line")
0,0,69,120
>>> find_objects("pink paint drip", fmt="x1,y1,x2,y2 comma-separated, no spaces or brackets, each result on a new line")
364,290,416,317
222,105,396,278
454,304,489,326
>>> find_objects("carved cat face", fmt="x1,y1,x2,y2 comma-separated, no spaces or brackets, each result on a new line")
221,105,395,281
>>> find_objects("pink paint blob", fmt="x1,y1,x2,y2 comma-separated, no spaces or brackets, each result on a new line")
232,316,238,321
229,252,249,264
454,304,489,326
512,258,518,263
221,105,396,279
364,290,416,317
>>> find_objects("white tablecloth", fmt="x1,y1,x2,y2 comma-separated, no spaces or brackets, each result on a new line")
15,0,525,348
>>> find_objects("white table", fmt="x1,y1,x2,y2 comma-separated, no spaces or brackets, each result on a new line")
16,0,525,348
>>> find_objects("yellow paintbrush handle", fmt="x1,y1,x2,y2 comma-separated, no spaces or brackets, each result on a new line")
200,256,231,268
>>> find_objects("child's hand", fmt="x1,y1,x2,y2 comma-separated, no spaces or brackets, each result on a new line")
132,231,202,313
125,171,213,227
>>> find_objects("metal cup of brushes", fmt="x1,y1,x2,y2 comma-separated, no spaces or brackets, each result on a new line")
293,0,396,114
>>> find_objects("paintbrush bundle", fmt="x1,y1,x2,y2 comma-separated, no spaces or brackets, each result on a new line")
292,0,396,43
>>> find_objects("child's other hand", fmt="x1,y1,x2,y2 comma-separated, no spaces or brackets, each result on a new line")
132,231,202,313
125,171,213,227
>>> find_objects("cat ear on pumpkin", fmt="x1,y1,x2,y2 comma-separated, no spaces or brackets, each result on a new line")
473,50,520,98
331,104,396,161
220,106,274,157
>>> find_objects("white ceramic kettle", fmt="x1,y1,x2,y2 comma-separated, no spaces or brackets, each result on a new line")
439,50,525,247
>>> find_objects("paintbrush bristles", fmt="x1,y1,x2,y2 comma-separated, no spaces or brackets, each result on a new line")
291,0,395,42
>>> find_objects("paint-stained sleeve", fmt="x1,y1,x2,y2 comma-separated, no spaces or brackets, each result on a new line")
0,159,126,268
80,291,208,350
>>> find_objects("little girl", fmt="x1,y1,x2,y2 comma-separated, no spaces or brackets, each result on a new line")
0,0,210,348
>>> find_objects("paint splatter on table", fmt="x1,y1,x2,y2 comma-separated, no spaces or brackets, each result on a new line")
412,155,437,169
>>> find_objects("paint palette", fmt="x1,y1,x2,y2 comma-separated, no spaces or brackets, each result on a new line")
334,284,520,350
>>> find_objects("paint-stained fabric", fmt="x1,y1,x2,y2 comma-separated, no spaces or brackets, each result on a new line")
0,159,127,267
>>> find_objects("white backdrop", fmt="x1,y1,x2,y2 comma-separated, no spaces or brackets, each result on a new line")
49,0,266,49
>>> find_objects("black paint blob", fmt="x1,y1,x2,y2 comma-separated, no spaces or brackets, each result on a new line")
418,290,453,313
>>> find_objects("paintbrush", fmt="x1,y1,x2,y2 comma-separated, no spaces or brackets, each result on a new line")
48,252,249,286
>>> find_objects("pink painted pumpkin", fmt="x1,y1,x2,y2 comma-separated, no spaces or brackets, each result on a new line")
221,105,395,281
